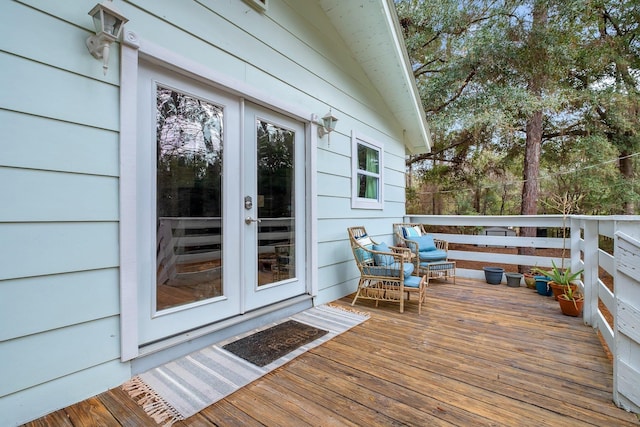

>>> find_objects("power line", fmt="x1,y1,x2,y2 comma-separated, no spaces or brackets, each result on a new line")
414,151,640,196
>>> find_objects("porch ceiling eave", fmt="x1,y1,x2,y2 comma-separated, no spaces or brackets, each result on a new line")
319,0,432,155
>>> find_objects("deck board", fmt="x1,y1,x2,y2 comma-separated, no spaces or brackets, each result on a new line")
22,278,640,426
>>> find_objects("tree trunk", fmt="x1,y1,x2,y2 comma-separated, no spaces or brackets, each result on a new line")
519,111,543,272
619,150,635,214
518,2,547,273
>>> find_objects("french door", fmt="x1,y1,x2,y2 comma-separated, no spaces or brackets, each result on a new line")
242,103,306,311
137,62,307,345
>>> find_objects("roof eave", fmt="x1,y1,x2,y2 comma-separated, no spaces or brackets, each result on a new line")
319,0,432,154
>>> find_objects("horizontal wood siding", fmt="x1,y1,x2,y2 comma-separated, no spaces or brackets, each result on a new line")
0,359,131,427
0,223,118,280
1,110,119,176
118,0,410,303
0,316,121,397
0,269,120,341
0,168,118,222
1,2,129,425
2,0,414,423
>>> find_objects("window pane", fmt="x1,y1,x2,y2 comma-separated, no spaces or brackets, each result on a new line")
155,86,224,310
357,144,379,173
357,173,378,199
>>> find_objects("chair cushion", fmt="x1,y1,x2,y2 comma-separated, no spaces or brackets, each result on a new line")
404,275,423,288
372,242,394,266
402,226,422,238
354,246,374,264
408,235,437,252
363,262,414,277
419,249,448,262
356,234,373,246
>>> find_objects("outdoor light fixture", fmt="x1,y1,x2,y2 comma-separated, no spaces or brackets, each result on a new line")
86,0,129,75
317,109,339,138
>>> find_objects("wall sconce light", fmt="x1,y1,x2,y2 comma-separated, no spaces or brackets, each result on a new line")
86,0,129,75
317,109,339,138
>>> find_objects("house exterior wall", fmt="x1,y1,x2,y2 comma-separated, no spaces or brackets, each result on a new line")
0,0,411,424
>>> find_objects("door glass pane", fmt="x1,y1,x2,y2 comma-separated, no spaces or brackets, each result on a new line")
155,86,224,310
256,119,295,286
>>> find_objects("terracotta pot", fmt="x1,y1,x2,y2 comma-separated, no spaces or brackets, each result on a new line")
549,282,578,301
558,295,584,317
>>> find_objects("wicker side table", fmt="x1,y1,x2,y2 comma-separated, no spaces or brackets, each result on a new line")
419,260,456,286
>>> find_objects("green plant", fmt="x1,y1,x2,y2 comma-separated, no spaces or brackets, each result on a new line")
532,261,583,286
558,284,584,310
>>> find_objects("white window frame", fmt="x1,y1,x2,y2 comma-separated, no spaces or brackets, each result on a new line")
351,131,384,210
243,0,268,12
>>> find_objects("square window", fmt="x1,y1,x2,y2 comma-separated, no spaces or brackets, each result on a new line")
351,132,383,209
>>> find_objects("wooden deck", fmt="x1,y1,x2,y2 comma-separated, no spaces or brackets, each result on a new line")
24,278,640,426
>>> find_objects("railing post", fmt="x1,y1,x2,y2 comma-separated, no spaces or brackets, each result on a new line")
570,216,582,281
612,227,640,413
582,219,599,327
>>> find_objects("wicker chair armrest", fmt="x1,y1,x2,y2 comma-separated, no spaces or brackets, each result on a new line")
403,239,420,254
389,245,410,255
434,239,448,251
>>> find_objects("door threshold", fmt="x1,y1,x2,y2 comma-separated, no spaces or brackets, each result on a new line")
132,295,313,374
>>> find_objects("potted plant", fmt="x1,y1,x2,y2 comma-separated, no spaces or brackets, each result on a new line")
533,261,583,300
523,272,536,289
557,285,584,317
534,274,553,296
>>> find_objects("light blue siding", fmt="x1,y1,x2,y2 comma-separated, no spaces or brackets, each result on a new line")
1,0,417,424
0,223,119,281
0,359,130,427
0,316,121,397
317,173,351,198
1,110,119,176
0,269,120,341
0,0,117,83
0,168,118,222
1,52,119,130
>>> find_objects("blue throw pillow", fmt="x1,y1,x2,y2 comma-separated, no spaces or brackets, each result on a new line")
409,235,437,252
372,242,394,266
403,226,421,238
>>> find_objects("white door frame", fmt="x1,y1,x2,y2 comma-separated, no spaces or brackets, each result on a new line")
119,31,318,361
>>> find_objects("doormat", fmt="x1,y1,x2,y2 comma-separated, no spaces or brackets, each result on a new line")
222,319,328,367
123,304,369,426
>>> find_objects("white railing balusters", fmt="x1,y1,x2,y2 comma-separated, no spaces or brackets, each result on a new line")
405,214,640,414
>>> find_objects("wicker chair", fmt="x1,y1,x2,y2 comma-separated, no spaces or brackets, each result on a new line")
347,226,426,314
393,223,448,269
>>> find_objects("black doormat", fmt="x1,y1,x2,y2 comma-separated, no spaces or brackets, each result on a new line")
223,320,329,367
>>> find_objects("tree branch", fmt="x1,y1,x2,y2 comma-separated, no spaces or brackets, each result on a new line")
427,68,477,114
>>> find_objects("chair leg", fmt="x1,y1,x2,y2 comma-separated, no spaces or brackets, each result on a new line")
351,292,359,306
419,275,426,315
351,278,366,307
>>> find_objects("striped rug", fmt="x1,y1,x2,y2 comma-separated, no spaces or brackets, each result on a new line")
123,304,369,426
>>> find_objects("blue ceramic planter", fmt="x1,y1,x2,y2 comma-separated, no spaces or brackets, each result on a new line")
483,267,504,285
535,275,552,296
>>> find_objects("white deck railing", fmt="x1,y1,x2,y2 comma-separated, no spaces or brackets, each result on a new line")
406,214,640,414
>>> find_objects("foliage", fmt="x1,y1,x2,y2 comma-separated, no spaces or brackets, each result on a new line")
559,284,583,303
532,261,583,286
397,0,640,215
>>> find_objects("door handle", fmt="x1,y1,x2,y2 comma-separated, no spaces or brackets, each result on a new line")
245,216,262,225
